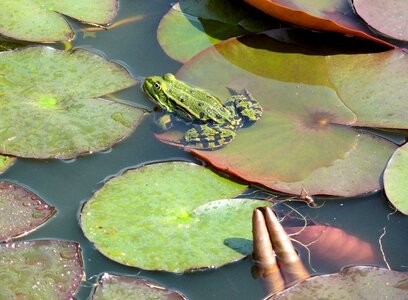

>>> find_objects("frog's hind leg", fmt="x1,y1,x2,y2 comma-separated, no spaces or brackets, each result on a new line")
227,88,263,121
182,125,236,150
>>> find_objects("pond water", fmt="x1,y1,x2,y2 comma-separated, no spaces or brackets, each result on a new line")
2,0,408,299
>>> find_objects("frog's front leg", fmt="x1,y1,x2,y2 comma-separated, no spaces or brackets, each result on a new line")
182,124,236,149
227,89,263,122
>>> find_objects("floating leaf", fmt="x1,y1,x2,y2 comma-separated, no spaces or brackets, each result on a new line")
0,0,118,42
92,273,187,300
0,240,83,299
81,161,269,273
269,266,408,299
0,47,144,159
354,0,408,42
384,142,408,215
243,0,392,46
157,0,275,62
0,182,56,241
154,32,398,196
0,155,15,174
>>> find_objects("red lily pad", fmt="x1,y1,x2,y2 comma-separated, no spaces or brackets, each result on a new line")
286,225,379,271
0,182,56,242
243,0,393,47
92,273,187,300
0,240,83,299
269,266,408,299
154,32,399,196
354,0,408,42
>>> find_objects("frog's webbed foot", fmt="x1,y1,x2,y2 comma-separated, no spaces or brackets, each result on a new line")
182,125,236,150
227,88,263,122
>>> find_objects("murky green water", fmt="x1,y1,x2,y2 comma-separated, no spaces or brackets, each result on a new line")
2,0,407,299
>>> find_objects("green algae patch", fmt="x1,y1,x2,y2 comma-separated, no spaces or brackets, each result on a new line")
0,240,83,299
0,0,118,42
269,266,408,299
92,273,187,300
0,182,56,241
81,161,269,273
0,47,143,159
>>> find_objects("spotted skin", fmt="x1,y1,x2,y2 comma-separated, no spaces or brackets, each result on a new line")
143,73,263,150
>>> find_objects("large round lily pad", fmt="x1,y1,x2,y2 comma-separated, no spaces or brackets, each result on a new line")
92,273,187,300
0,46,144,159
243,0,392,46
269,266,408,299
81,161,269,273
154,32,398,196
354,0,408,42
0,182,56,241
0,0,118,42
157,0,274,62
384,142,408,215
0,240,83,299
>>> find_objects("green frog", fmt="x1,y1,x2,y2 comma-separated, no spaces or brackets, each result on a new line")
142,73,263,149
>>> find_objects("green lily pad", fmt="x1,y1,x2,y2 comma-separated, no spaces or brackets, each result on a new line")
0,46,144,159
92,273,187,300
354,0,408,42
81,161,269,273
269,266,408,299
384,142,408,215
0,182,56,241
157,0,275,62
0,240,83,299
243,0,392,46
0,155,16,174
153,32,398,196
0,0,118,42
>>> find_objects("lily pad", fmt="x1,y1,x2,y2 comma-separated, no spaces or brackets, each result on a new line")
0,46,144,159
0,0,118,42
0,182,56,241
154,32,398,196
92,273,187,300
269,266,408,299
384,142,408,215
81,161,269,273
243,0,392,46
0,240,83,299
157,0,275,62
0,155,16,174
354,0,408,42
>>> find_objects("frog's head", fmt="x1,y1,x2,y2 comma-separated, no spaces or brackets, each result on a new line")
142,73,176,111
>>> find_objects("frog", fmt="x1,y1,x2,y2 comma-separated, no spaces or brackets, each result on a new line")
142,73,263,149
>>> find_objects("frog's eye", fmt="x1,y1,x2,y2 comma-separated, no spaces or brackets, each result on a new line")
154,82,162,91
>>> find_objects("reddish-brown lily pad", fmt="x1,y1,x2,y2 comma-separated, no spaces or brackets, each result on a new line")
269,266,408,299
354,0,408,42
0,182,56,242
0,240,83,299
243,0,392,47
92,273,187,300
154,32,399,196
